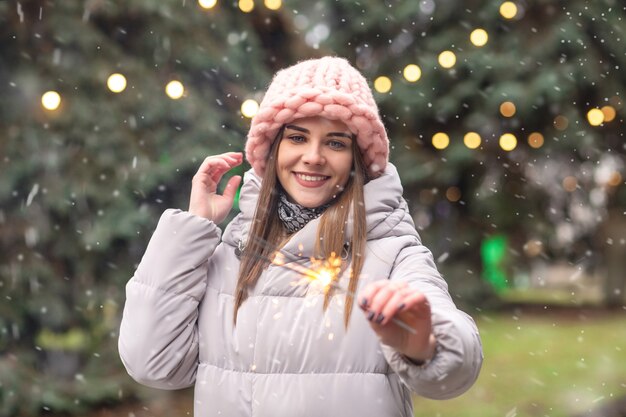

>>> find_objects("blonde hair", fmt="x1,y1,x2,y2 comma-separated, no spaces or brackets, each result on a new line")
235,128,368,327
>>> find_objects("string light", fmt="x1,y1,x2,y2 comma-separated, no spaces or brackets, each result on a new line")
446,186,461,202
499,101,516,117
432,132,450,149
41,91,61,111
198,0,217,8
553,115,569,131
586,108,604,126
463,132,481,149
607,172,622,187
438,50,456,68
374,76,392,93
562,176,578,192
523,240,543,257
470,29,489,47
403,64,422,82
239,0,254,12
264,0,281,10
601,105,616,122
241,99,259,118
499,133,517,151
165,80,185,99
528,132,544,148
500,2,518,19
107,73,127,93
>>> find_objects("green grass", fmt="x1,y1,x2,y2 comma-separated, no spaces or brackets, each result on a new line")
413,311,626,417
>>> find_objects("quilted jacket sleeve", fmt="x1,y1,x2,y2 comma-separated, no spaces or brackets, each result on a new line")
381,241,483,400
118,209,221,390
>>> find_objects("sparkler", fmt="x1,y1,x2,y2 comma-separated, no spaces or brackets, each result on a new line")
245,237,417,335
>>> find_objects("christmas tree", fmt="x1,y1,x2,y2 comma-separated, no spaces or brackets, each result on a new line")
0,0,624,414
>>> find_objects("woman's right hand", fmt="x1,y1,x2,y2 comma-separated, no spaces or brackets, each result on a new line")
188,152,243,223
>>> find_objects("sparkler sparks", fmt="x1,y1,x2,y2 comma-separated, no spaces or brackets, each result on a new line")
248,237,417,335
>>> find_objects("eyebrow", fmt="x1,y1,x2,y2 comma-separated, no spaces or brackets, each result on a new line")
285,124,354,140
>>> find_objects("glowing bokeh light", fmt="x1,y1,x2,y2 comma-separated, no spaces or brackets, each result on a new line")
432,132,450,149
470,29,489,47
403,64,422,82
239,0,254,12
41,91,61,110
499,101,516,117
374,76,392,93
241,99,259,118
198,0,217,9
601,105,616,122
107,73,127,93
500,2,518,19
528,132,544,148
264,0,281,10
463,132,481,149
562,176,578,192
165,80,185,99
499,133,517,151
438,50,457,68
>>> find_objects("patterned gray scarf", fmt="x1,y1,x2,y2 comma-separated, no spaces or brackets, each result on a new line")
277,192,330,234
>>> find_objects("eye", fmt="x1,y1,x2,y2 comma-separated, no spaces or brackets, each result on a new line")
327,139,348,150
286,134,306,144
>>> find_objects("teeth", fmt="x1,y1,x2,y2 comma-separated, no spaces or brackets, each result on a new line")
297,173,327,182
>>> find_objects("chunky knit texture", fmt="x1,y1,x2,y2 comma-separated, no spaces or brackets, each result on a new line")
245,56,389,177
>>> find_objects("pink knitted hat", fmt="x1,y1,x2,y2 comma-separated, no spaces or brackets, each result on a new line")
245,56,389,178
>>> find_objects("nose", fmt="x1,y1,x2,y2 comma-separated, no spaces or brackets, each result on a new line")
301,143,325,165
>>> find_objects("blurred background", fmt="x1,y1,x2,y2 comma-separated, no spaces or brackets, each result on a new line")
1,0,624,416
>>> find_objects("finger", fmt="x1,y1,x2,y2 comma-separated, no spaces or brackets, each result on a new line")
197,152,242,175
357,280,389,310
222,175,242,200
366,282,408,324
399,291,431,318
378,286,413,326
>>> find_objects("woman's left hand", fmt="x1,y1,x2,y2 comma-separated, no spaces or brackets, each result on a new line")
358,280,437,362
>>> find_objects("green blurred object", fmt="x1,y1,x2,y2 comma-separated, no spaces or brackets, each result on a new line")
480,235,509,292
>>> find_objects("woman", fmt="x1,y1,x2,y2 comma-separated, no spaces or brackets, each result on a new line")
119,57,482,417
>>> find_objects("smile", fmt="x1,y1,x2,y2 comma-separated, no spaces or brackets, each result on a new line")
295,173,330,182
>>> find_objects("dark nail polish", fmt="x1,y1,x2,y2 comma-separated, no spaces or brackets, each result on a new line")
360,297,368,308
367,311,375,321
375,314,385,324
398,303,405,311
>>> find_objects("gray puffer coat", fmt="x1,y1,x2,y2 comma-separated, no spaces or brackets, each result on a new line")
118,164,482,417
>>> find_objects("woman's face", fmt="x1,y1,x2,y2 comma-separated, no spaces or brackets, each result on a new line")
276,116,354,208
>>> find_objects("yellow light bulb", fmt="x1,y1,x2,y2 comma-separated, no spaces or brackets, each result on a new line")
41,91,61,111
446,186,461,202
432,132,450,150
562,176,578,192
554,115,569,131
264,0,281,10
165,80,185,100
463,132,481,149
470,29,489,47
241,99,259,118
528,132,544,148
499,101,516,117
374,76,392,93
239,0,254,12
438,50,457,69
587,108,604,126
601,105,616,122
107,73,127,93
499,133,517,151
198,0,217,9
403,64,422,82
500,2,518,19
